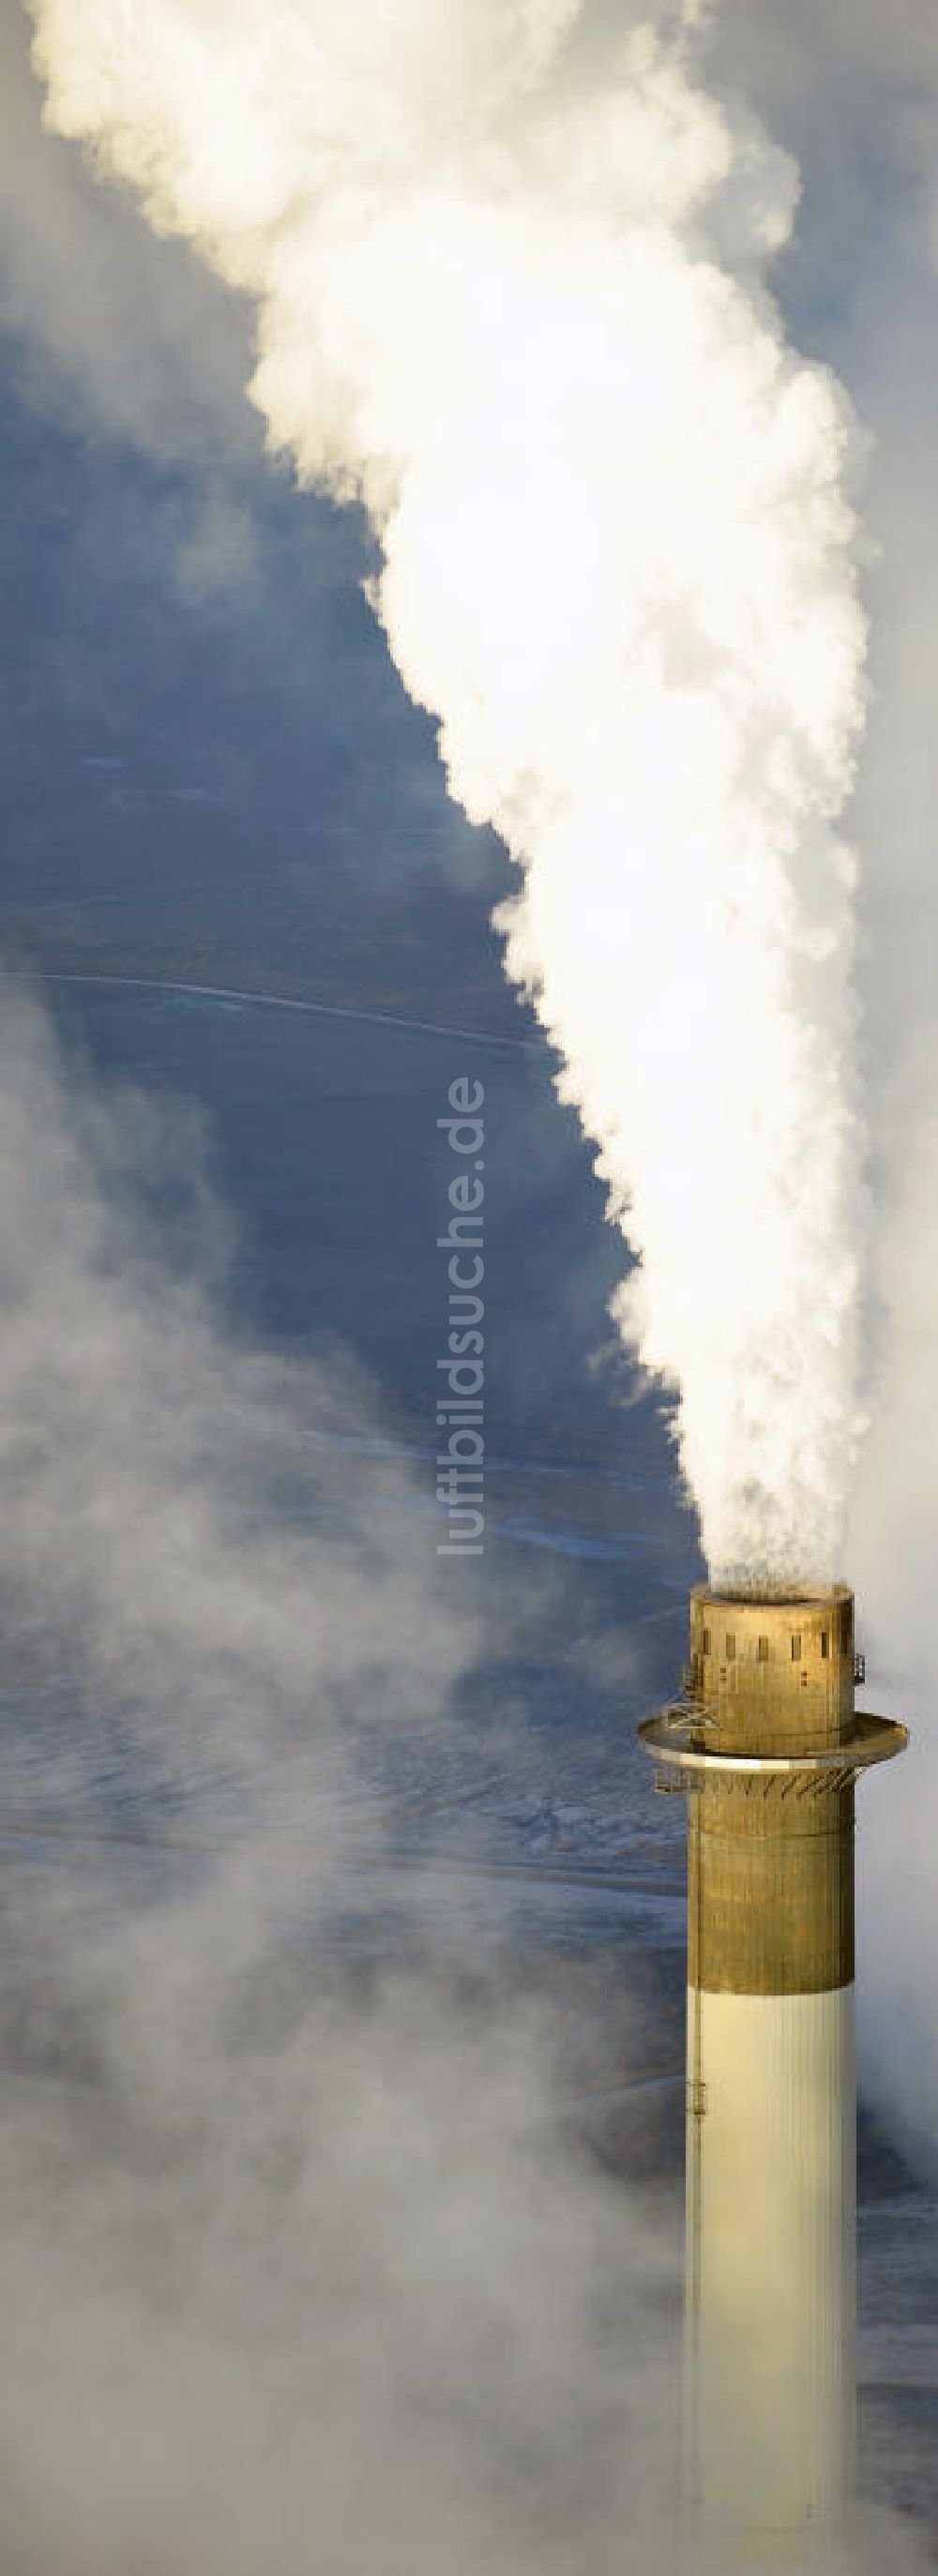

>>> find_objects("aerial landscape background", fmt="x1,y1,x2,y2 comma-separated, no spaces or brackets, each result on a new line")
0,3,936,2565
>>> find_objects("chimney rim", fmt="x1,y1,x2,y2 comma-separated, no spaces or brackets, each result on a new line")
690,1580,853,1613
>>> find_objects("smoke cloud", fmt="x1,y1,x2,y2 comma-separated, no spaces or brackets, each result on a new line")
25,0,870,1586
0,982,688,2573
0,990,477,1815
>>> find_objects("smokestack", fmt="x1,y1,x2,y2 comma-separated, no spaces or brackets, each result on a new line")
641,1586,906,2563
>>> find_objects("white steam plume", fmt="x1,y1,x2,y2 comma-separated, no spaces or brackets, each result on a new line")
28,0,869,1582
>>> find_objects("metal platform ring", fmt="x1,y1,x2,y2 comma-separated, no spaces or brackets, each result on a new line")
638,1710,908,1779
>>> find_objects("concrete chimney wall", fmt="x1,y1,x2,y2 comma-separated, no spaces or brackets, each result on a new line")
640,1587,907,2567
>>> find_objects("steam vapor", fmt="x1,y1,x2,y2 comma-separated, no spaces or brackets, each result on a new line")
0,987,683,2576
27,0,869,1583
4,15,938,2558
